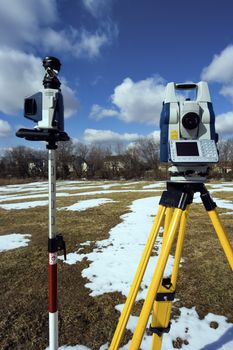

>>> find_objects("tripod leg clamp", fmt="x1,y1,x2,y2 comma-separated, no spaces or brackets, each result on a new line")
149,278,175,337
156,277,176,301
149,322,171,337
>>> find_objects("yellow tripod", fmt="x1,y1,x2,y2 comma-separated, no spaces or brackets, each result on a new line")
109,181,233,350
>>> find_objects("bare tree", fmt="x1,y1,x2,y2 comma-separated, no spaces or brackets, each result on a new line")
121,146,144,179
2,146,46,178
74,142,89,160
136,137,160,175
56,140,74,179
86,145,111,178
217,139,233,176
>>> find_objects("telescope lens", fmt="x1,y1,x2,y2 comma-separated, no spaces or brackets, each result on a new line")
182,112,200,130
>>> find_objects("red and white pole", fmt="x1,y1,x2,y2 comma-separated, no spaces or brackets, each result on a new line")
48,147,58,350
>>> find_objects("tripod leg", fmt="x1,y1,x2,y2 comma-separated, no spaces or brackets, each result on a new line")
129,208,183,350
207,209,233,270
150,206,190,350
109,205,166,350
149,207,173,350
163,207,173,243
171,205,190,285
200,189,233,271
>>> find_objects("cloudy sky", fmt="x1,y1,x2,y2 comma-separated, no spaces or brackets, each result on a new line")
1,0,233,150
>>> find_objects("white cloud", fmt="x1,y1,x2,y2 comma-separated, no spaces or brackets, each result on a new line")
82,128,142,143
112,77,165,124
0,0,115,60
82,0,114,18
74,30,109,58
42,27,112,59
82,128,160,145
61,82,79,118
148,130,160,141
0,120,11,137
90,76,166,125
90,104,119,119
201,45,233,137
0,0,58,50
201,45,233,84
219,85,233,101
215,112,233,136
41,28,73,53
201,44,233,103
0,48,78,117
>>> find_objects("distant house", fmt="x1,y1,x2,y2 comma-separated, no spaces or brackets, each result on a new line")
70,156,88,176
28,159,46,176
213,162,232,175
104,155,126,174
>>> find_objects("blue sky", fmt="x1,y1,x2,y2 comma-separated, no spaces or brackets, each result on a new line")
1,0,233,150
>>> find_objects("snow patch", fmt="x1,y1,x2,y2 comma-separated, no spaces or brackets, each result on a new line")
60,198,115,211
0,200,48,210
0,233,31,252
61,196,174,299
143,182,165,189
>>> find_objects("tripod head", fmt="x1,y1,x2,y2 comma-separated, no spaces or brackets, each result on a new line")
16,56,69,147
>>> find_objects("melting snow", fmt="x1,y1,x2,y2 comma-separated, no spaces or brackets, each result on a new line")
60,198,115,211
0,200,48,210
0,233,31,252
143,182,166,189
61,196,174,299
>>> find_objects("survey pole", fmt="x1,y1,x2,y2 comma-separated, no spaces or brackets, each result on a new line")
48,146,58,350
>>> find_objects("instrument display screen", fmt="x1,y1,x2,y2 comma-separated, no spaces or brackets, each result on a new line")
176,142,199,156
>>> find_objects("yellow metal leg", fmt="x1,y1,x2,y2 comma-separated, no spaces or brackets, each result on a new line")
109,205,166,350
163,208,173,244
207,209,233,270
150,207,190,350
150,282,175,350
129,208,183,350
150,207,173,350
171,206,190,285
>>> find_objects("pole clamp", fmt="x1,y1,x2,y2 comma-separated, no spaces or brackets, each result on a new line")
48,235,67,260
56,234,67,260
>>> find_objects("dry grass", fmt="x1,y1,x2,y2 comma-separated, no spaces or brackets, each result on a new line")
0,180,232,349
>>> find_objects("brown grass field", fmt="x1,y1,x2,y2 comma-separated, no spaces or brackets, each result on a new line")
0,180,232,349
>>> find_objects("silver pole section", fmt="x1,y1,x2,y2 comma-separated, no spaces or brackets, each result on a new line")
48,148,59,350
49,149,57,239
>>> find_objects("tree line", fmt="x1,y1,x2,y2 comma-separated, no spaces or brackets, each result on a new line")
0,138,233,181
